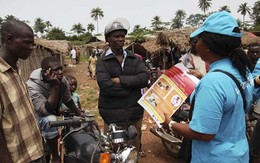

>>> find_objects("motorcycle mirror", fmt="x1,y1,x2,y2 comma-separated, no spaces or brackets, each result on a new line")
127,125,138,140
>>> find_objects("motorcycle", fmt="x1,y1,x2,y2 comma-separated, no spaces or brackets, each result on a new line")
150,103,257,158
150,103,189,157
47,111,138,163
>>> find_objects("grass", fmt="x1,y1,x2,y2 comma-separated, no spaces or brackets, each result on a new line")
76,82,103,123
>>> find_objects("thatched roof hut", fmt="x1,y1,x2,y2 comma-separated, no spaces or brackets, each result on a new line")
142,28,196,54
19,38,69,81
142,28,260,55
141,28,260,70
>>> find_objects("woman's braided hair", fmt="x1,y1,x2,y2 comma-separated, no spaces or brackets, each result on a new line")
200,31,252,79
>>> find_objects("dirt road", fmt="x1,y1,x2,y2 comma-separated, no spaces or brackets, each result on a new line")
64,60,184,163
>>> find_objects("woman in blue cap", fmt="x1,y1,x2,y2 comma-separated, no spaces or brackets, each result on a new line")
161,11,254,162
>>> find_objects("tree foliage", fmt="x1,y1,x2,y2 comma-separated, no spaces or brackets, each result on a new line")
46,27,66,40
198,0,212,14
186,14,207,27
128,25,149,44
151,16,164,31
219,5,231,13
237,2,251,27
87,23,95,34
33,17,46,36
71,23,86,36
90,7,104,34
171,9,186,29
250,0,260,27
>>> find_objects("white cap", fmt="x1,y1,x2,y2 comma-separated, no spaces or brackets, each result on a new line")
104,18,130,36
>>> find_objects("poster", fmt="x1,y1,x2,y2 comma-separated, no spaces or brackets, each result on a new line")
138,63,200,127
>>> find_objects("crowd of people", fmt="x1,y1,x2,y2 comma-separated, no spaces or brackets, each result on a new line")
0,10,260,163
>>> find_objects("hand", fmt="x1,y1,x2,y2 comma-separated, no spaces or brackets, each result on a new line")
79,112,85,118
160,113,171,130
111,77,120,84
187,69,203,79
43,68,61,86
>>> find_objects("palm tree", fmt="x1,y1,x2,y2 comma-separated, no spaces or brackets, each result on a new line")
198,0,212,15
171,9,186,29
151,16,163,31
237,2,251,27
87,23,95,34
71,23,86,36
4,15,18,21
46,27,66,40
186,13,207,27
33,17,46,37
251,1,260,26
219,5,231,13
90,7,104,34
45,21,52,32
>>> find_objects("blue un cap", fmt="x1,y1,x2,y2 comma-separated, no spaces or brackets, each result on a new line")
190,11,242,38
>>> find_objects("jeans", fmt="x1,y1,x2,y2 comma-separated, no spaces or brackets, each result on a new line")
38,115,59,139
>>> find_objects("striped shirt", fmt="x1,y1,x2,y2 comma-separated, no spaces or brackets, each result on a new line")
0,57,44,163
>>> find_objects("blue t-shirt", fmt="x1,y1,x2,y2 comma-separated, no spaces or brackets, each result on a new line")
60,92,81,111
253,58,260,98
189,58,254,163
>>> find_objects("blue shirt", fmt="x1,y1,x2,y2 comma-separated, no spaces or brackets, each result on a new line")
253,58,260,98
189,58,254,163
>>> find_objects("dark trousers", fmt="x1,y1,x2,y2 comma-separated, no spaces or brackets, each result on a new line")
250,119,260,163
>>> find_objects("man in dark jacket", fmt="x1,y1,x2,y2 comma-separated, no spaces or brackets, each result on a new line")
96,18,149,156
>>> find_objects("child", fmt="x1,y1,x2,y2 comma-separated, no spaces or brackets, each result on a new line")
60,74,82,112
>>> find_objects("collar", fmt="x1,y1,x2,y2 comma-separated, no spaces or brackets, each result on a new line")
105,48,127,58
209,58,232,71
0,56,13,73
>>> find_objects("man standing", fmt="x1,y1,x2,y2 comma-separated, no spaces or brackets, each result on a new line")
96,18,149,157
70,47,77,64
0,20,45,162
27,56,83,163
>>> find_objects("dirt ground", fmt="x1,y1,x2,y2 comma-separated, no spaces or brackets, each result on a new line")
63,59,184,163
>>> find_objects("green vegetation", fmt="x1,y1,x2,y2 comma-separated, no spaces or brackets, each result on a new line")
1,1,259,44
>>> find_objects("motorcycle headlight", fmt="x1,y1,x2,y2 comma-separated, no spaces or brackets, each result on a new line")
121,146,138,163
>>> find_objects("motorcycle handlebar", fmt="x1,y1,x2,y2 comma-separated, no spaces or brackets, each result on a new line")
48,117,83,127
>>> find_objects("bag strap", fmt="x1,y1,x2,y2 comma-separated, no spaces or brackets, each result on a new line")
213,69,247,112
189,69,247,121
188,95,196,121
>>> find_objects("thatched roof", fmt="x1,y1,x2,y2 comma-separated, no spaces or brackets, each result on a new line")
34,38,69,55
142,28,196,53
242,31,260,45
142,28,260,54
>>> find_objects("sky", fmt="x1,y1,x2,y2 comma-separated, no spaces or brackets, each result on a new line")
0,0,257,35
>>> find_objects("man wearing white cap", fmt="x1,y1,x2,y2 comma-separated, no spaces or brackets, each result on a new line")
161,11,254,162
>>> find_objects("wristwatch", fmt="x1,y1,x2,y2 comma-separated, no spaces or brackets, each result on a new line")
168,120,176,132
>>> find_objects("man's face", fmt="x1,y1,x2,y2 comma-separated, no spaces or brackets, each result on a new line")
9,28,34,60
44,61,63,82
190,37,198,55
106,30,126,50
248,45,260,66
